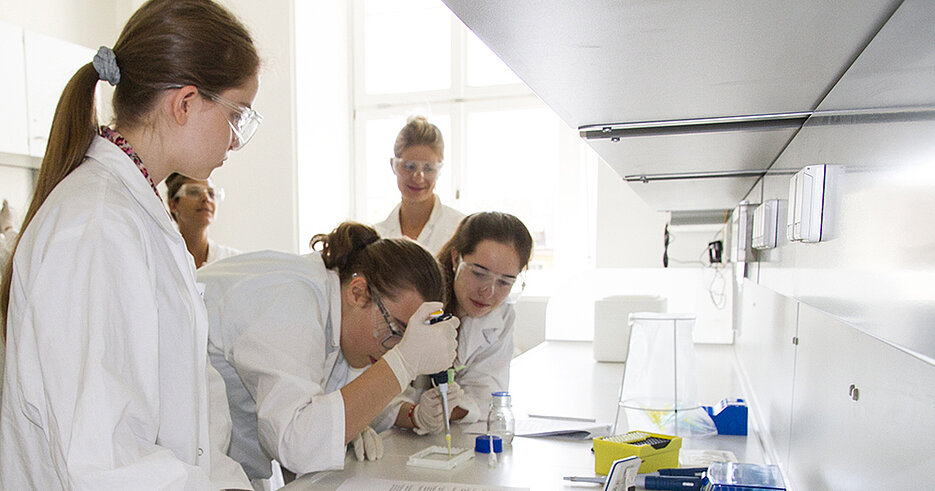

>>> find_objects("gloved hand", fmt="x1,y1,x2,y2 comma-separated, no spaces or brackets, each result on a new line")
350,426,384,461
382,302,459,391
412,382,464,435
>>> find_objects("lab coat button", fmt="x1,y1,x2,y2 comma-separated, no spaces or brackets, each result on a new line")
197,447,204,456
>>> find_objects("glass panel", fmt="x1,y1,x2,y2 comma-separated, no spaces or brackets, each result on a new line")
465,108,558,269
466,28,522,87
364,115,453,225
363,0,451,94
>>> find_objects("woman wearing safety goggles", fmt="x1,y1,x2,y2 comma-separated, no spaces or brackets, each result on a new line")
165,173,238,268
197,223,459,486
384,212,533,436
373,116,465,256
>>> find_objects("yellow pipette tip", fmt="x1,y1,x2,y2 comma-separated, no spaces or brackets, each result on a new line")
446,434,452,456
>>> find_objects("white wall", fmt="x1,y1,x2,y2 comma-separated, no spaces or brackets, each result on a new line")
208,0,298,253
0,0,130,48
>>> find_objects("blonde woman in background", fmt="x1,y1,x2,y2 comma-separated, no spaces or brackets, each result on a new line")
0,0,262,487
374,116,465,255
166,172,240,268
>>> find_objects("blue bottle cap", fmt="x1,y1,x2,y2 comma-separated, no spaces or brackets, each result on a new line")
475,435,503,453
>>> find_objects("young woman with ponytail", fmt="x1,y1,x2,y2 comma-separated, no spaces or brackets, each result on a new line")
0,0,261,488
196,222,459,484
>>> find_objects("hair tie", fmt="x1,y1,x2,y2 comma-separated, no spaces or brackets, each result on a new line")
93,46,121,86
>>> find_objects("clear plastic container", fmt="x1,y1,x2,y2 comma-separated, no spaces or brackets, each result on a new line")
614,313,717,438
486,391,515,446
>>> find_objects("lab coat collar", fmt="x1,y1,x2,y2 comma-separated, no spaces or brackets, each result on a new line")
86,136,179,240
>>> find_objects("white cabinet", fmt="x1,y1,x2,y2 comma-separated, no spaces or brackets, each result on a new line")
24,30,95,158
0,20,29,157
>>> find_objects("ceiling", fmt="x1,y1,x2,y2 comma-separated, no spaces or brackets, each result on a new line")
442,0,903,213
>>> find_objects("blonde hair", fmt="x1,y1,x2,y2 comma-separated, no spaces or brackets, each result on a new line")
393,116,444,159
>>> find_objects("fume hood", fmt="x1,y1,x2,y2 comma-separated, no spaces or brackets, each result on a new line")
441,0,901,214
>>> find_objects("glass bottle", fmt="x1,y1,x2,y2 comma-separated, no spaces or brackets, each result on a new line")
486,391,515,446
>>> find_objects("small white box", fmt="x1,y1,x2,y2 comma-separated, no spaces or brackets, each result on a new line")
787,164,841,243
593,296,666,362
752,199,782,250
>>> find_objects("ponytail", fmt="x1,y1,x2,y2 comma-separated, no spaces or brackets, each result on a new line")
310,222,445,303
2,63,100,340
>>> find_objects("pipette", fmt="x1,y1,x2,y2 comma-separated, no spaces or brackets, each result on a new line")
426,310,454,456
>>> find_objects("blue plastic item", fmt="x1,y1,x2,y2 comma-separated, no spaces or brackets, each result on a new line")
703,462,785,490
703,398,748,435
474,435,502,453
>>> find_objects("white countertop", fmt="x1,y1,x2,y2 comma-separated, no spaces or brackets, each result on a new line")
284,341,765,490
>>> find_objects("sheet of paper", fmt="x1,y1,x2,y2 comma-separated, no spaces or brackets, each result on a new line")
461,417,610,439
336,477,528,491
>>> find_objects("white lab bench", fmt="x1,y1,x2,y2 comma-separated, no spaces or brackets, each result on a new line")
284,341,765,490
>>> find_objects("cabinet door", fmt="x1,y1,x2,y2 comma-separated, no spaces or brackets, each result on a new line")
789,304,935,489
24,30,94,158
735,280,797,469
0,21,29,156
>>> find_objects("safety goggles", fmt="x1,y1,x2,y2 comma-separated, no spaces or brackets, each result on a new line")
202,90,263,151
390,158,443,177
174,183,225,202
371,288,406,350
455,258,526,303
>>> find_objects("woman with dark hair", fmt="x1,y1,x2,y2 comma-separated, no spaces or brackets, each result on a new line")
0,0,261,487
198,222,459,484
390,212,533,435
165,172,239,267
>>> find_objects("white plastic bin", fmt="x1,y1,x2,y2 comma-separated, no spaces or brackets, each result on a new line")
593,295,666,362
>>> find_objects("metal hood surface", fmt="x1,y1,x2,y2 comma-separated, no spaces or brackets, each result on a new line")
442,0,901,212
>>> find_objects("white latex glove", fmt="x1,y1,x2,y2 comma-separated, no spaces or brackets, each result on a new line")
350,426,384,462
382,302,459,391
412,382,464,435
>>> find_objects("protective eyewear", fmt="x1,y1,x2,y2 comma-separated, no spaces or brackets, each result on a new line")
201,90,263,151
455,257,526,302
174,183,225,202
390,158,443,177
370,288,406,350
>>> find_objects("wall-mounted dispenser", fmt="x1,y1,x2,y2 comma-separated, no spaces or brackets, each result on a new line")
752,199,783,250
786,164,840,243
729,201,755,263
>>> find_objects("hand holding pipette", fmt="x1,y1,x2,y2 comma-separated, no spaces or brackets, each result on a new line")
426,310,455,455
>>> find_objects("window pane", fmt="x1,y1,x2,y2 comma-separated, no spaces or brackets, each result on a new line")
364,115,452,225
464,108,559,269
466,29,522,87
363,0,451,94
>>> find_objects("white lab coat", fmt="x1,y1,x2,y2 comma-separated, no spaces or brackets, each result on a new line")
393,302,515,426
204,238,240,267
374,194,465,255
198,251,350,479
0,136,250,490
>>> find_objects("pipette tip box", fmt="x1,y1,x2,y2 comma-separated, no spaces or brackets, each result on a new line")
593,431,681,475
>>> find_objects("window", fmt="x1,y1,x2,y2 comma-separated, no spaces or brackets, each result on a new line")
352,0,596,274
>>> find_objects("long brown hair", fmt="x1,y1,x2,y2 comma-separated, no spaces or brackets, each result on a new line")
437,212,534,315
310,222,445,304
2,0,259,339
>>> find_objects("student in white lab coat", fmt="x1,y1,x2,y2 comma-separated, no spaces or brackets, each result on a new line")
391,212,533,434
198,222,459,483
0,0,262,488
166,172,240,268
374,116,465,255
